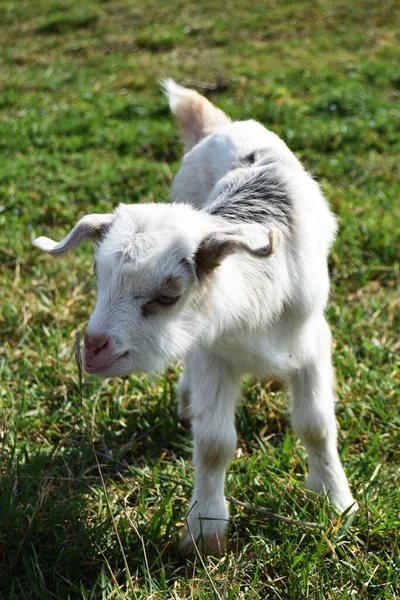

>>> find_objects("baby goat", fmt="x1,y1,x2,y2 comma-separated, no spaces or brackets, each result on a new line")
34,80,357,555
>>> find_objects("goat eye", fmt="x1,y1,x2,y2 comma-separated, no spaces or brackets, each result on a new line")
142,294,181,317
157,295,180,305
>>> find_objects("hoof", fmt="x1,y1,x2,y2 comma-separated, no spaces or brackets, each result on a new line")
179,529,226,558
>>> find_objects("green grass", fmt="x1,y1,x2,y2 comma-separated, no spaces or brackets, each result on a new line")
0,0,399,598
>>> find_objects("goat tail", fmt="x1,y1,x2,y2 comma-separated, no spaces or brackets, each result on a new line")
162,78,231,153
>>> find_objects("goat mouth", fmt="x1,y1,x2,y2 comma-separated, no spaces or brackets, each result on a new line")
84,351,130,374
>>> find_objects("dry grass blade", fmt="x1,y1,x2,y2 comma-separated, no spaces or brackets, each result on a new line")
158,475,324,530
122,509,153,597
362,483,371,559
225,496,324,530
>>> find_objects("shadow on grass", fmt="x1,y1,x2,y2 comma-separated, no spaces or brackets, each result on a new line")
36,8,99,35
0,396,189,598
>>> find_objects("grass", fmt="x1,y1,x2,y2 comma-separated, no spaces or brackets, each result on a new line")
0,0,399,597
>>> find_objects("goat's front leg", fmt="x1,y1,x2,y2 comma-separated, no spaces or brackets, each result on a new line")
179,350,241,556
290,319,357,513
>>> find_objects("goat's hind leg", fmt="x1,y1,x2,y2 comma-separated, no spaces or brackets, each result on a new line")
290,320,357,513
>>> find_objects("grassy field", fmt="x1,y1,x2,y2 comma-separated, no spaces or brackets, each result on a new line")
1,0,399,598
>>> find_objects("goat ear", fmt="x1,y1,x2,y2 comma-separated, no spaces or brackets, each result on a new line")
195,225,282,277
33,213,114,256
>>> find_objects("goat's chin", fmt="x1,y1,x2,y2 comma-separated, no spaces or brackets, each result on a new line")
84,353,166,379
84,354,133,378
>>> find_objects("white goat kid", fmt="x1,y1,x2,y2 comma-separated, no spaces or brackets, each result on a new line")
34,79,357,555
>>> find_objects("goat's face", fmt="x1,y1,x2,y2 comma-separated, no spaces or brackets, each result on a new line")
33,202,279,377
84,206,204,376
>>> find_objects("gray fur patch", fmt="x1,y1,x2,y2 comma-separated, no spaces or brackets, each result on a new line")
237,149,278,169
208,164,292,230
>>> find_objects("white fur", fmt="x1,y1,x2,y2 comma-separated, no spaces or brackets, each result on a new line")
34,80,357,555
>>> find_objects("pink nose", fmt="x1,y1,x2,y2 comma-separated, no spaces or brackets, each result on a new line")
84,333,109,357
